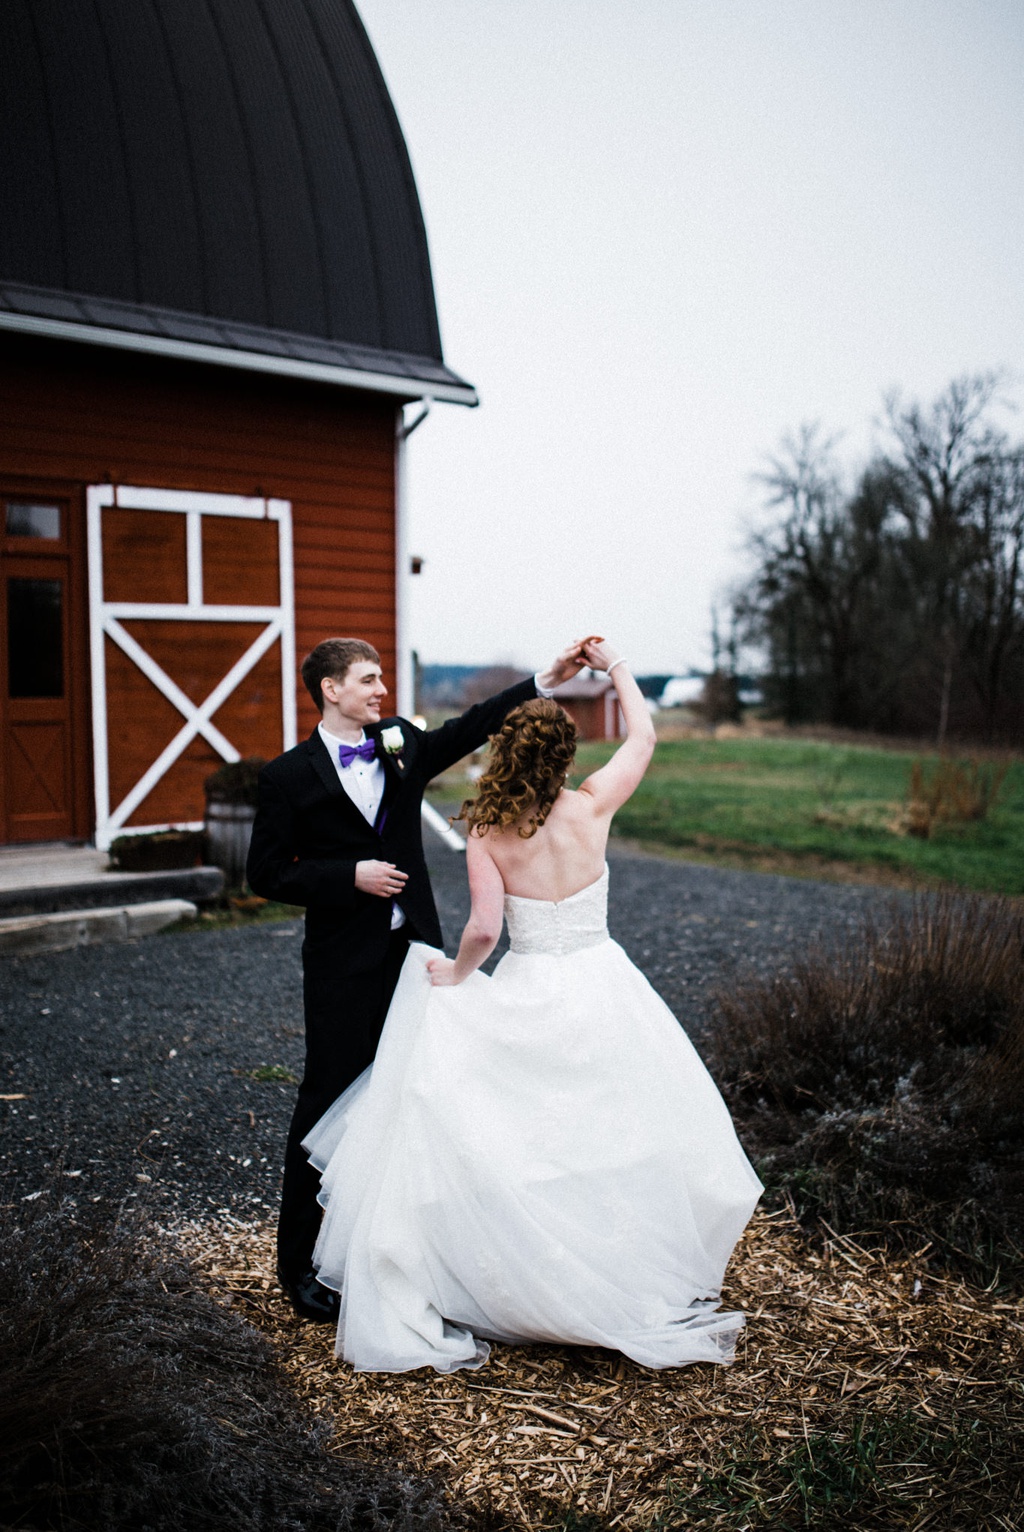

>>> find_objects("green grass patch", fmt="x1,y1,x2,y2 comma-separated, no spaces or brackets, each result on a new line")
572,736,1024,894
170,899,303,933
655,1408,1011,1530
237,1064,298,1085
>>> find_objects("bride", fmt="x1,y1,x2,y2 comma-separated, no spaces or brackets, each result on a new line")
303,638,762,1373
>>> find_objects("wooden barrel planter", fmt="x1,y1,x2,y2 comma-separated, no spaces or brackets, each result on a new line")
203,758,265,889
203,801,257,887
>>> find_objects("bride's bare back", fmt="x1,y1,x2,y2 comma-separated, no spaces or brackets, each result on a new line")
429,642,657,986
476,644,657,903
480,787,613,902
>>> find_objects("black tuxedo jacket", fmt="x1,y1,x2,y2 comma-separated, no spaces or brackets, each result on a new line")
246,678,537,976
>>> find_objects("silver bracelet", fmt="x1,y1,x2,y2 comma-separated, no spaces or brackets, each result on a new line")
606,657,629,675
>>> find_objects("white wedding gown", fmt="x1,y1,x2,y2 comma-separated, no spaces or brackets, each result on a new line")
303,866,762,1374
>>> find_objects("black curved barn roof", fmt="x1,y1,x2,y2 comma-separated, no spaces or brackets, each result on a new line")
0,0,474,402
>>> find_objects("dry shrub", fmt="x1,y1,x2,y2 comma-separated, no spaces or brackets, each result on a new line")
0,1194,459,1532
906,755,1009,837
706,892,1024,1276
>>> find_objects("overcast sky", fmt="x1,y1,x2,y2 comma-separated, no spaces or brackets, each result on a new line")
357,0,1024,674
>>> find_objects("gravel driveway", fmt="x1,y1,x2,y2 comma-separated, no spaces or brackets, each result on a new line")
0,838,892,1223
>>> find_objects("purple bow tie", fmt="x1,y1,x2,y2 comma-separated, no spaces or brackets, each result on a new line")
338,739,377,769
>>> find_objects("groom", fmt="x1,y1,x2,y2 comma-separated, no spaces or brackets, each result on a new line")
247,635,587,1320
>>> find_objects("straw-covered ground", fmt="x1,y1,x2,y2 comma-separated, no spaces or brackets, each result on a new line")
182,1207,1022,1530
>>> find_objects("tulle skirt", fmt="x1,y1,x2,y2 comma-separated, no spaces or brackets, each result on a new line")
304,940,762,1373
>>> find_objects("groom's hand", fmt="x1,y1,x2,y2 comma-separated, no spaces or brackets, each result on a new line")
355,860,409,898
536,637,603,692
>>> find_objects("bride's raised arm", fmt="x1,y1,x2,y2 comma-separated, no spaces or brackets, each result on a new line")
426,833,504,987
576,640,657,816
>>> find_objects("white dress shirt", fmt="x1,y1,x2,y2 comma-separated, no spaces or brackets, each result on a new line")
319,721,405,930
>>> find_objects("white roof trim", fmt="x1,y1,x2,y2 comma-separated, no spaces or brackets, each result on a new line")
0,308,479,407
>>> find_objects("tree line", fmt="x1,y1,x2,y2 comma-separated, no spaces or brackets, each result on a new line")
735,374,1024,744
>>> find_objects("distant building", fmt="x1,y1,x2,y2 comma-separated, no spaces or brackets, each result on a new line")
553,676,624,742
659,676,707,709
420,662,631,742
415,665,491,710
0,0,473,848
416,665,534,711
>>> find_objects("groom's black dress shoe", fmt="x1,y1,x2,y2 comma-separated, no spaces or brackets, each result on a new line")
277,1264,340,1323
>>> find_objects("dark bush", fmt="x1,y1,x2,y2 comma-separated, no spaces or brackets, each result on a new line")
0,1196,457,1532
696,670,741,726
706,892,1024,1275
204,757,267,807
108,829,205,872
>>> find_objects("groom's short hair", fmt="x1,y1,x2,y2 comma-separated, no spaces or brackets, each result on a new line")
301,638,380,712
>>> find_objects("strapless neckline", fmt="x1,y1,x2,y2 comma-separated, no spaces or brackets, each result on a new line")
503,863,609,908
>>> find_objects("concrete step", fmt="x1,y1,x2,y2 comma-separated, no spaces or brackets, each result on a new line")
0,899,197,957
0,865,223,919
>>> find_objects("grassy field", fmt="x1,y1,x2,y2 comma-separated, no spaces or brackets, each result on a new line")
569,733,1024,895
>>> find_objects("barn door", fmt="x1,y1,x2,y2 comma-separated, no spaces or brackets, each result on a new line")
0,496,85,842
86,485,295,850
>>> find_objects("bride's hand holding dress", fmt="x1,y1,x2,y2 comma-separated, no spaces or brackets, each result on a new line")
303,644,763,1373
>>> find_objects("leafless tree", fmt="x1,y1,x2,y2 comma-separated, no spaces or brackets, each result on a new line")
737,376,1024,741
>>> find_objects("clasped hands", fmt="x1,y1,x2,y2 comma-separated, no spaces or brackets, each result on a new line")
534,634,606,692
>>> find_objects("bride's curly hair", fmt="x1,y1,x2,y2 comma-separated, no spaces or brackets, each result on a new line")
456,698,578,838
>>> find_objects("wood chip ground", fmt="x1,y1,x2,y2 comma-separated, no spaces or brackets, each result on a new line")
176,1209,1023,1529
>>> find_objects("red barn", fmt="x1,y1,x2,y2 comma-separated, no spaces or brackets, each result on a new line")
0,0,473,849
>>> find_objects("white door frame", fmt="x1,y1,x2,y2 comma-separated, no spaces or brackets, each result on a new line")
86,484,295,849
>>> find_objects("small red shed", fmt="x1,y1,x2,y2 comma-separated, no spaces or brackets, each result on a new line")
0,0,473,849
553,676,625,743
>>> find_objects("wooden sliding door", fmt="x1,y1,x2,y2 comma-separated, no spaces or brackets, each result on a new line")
0,492,89,842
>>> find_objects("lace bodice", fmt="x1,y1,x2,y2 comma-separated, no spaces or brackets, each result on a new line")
503,865,610,956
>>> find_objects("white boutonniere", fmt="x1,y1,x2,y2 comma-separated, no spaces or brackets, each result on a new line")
380,725,405,757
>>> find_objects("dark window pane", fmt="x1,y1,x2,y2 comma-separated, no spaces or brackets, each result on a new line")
8,579,64,697
6,502,61,539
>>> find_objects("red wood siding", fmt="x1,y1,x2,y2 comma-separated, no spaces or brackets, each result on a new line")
102,507,188,603
202,515,280,606
557,694,625,743
0,333,400,835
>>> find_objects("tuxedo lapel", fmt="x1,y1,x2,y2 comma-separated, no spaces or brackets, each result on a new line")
368,724,406,792
305,729,344,797
368,724,409,838
304,731,376,836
